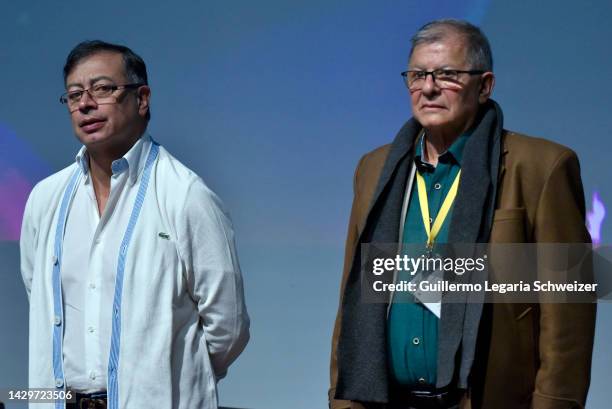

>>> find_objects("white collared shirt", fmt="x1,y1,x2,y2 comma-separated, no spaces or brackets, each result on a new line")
20,134,250,408
61,137,147,392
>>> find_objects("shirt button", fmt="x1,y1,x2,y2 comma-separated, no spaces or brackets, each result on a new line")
89,283,96,290
54,315,62,326
88,326,95,333
55,378,64,388
89,371,96,380
412,337,420,345
418,377,426,384
434,183,442,190
52,255,58,265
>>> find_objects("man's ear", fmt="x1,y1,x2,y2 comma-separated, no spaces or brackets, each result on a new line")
137,85,151,118
478,72,495,104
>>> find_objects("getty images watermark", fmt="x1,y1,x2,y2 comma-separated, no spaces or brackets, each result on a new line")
360,243,610,304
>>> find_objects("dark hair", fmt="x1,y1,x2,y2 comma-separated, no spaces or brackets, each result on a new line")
409,19,493,72
63,40,151,121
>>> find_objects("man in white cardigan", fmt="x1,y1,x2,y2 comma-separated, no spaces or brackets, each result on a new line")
19,40,250,409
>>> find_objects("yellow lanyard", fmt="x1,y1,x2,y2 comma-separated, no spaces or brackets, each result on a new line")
416,169,461,249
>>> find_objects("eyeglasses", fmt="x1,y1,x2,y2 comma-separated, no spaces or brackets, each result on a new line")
401,69,484,91
59,83,143,106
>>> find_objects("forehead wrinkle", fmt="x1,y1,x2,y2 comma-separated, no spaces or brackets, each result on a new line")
409,40,469,70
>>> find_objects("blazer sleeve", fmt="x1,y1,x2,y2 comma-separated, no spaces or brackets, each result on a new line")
531,150,596,409
329,155,368,409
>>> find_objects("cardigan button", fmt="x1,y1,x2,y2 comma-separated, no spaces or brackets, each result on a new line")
412,337,420,345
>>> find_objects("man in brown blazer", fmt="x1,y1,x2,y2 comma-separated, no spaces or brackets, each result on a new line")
329,19,596,409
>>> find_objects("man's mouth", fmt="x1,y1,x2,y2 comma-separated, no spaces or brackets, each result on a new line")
79,118,106,133
421,104,445,110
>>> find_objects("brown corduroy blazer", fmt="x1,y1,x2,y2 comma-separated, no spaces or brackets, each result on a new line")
329,130,596,409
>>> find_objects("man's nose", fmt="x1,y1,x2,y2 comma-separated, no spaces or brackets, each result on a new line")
420,72,439,95
78,90,98,111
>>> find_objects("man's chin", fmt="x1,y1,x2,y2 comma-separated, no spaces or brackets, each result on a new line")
76,132,110,147
416,116,450,130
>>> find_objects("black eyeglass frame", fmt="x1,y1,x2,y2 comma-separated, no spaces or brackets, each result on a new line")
400,69,485,89
59,83,144,105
